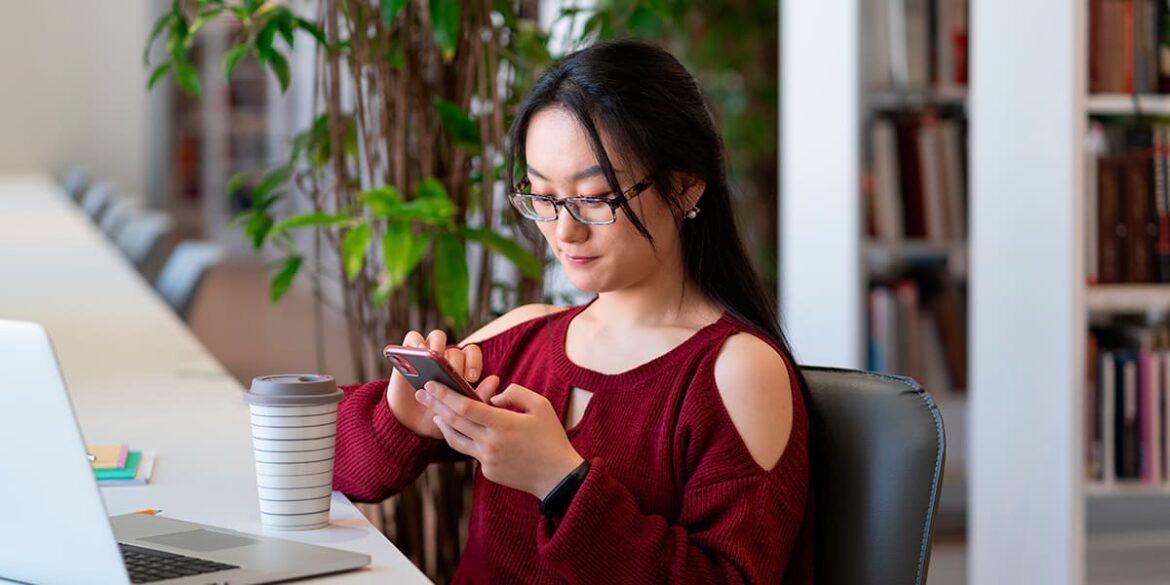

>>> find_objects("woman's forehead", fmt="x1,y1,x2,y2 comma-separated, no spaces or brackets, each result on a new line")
525,107,634,182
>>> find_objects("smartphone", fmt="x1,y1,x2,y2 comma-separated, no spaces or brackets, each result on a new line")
383,345,482,401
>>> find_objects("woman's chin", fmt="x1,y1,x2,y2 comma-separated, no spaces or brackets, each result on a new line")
563,271,610,295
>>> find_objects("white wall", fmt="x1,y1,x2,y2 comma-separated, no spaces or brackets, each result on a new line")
0,2,162,204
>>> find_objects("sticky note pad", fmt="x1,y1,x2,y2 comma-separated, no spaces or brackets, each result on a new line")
88,444,129,470
95,451,141,481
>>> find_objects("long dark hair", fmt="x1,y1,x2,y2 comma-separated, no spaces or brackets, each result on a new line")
506,40,809,392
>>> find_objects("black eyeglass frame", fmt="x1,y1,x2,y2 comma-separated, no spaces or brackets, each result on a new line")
508,177,654,225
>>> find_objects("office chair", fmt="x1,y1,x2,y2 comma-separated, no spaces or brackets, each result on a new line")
79,182,114,220
114,211,173,277
59,165,91,201
800,366,946,585
97,197,136,239
154,240,225,321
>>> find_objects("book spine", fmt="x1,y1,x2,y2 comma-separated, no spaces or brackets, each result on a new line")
1104,351,1117,483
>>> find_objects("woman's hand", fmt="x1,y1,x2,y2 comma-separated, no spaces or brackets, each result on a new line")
417,379,585,499
386,329,497,440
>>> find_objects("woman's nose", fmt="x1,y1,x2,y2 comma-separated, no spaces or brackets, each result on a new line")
555,208,588,242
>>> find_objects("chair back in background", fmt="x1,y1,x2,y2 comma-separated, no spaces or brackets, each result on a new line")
154,240,224,321
59,166,91,201
114,211,172,270
79,182,114,220
800,366,946,585
97,198,136,239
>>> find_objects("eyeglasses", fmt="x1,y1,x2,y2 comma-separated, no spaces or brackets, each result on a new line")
508,177,653,225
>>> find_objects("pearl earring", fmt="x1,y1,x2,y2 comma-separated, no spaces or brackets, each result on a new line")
684,206,700,220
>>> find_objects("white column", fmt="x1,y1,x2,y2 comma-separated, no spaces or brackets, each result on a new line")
779,0,862,369
969,0,1084,583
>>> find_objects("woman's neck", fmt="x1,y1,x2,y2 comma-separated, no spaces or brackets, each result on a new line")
587,263,721,331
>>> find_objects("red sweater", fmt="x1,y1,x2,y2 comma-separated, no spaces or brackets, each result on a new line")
334,304,814,584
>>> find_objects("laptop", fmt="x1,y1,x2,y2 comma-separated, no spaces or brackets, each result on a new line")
0,320,371,584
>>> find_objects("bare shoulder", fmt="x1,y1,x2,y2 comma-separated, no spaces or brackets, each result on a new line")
712,332,796,471
461,304,569,345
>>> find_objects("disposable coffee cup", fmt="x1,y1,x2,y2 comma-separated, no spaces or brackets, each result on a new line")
244,374,344,530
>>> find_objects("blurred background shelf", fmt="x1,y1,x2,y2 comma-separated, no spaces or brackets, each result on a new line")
1086,285,1170,313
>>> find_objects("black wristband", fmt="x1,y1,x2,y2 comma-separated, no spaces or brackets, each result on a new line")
538,459,591,517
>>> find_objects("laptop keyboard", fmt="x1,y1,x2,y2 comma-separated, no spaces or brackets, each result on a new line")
119,542,238,583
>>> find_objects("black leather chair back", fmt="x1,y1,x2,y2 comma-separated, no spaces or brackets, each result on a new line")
801,367,946,585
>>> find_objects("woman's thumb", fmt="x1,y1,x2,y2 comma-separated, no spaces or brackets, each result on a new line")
489,384,533,411
473,375,501,402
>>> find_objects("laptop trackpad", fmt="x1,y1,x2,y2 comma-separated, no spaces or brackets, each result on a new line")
139,529,259,553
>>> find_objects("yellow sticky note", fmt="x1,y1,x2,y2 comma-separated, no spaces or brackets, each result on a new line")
88,444,128,470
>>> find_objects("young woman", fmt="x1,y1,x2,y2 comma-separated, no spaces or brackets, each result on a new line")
334,39,814,584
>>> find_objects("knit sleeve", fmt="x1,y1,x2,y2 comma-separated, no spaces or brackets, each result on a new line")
332,379,464,503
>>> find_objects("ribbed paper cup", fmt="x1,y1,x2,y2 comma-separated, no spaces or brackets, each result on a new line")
245,374,344,531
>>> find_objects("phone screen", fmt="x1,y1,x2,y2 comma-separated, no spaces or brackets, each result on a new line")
383,345,482,401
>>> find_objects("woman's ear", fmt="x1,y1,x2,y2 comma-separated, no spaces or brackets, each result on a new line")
680,175,705,214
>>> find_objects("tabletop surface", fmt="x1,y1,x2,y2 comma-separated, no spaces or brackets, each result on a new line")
0,174,430,584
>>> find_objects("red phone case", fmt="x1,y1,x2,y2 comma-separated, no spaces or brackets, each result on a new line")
383,345,482,401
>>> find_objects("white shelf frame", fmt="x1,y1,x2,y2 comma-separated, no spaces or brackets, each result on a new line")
1086,285,1170,312
1086,482,1170,497
969,0,1085,583
1086,93,1170,116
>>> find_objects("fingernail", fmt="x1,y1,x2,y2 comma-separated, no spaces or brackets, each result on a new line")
467,368,478,380
432,416,441,426
415,389,429,402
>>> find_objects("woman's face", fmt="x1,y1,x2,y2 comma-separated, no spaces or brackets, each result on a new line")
523,107,682,294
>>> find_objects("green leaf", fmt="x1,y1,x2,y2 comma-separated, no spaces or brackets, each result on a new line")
370,279,395,308
274,9,295,48
244,212,274,250
243,0,261,13
189,8,224,35
294,17,327,47
224,44,250,79
270,255,303,303
253,165,290,202
432,98,481,152
433,232,469,330
270,212,352,238
174,61,202,97
464,228,542,279
382,222,414,286
399,198,456,225
147,61,172,89
373,227,434,307
416,177,450,200
342,224,372,281
144,13,176,65
226,172,250,196
406,232,435,275
429,0,460,61
257,18,278,60
359,186,403,218
382,0,408,24
267,50,291,92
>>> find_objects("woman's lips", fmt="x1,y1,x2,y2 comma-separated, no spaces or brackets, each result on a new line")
563,254,598,266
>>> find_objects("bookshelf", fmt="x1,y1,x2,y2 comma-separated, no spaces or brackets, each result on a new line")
783,0,971,535
786,1,1170,581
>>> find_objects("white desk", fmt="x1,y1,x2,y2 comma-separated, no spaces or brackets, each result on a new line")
0,174,430,584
